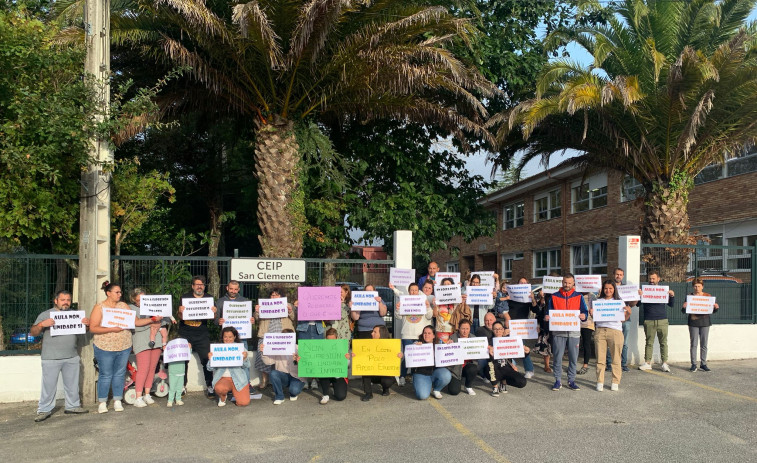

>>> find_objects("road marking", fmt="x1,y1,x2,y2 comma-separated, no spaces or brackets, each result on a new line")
309,456,321,462
429,399,512,463
642,370,757,403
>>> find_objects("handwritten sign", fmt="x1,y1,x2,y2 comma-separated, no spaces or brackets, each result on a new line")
297,286,342,320
507,284,532,303
139,295,173,317
471,271,495,288
390,268,416,287
548,310,581,331
351,339,401,376
435,285,462,305
222,301,253,338
50,310,86,336
466,286,494,305
493,337,525,359
575,275,602,293
435,272,461,286
209,343,244,367
101,307,136,329
403,343,435,368
258,297,289,319
163,338,191,363
641,285,670,304
458,337,489,360
351,291,379,311
686,295,716,314
434,343,465,367
593,299,626,322
617,284,640,302
222,319,251,339
398,295,427,315
262,333,296,356
297,339,349,378
182,297,215,320
509,319,538,339
542,276,563,294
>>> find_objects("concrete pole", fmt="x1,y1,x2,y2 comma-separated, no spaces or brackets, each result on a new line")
79,0,112,404
618,235,641,365
392,230,413,338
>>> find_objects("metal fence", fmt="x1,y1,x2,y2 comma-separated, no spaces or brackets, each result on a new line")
0,254,394,353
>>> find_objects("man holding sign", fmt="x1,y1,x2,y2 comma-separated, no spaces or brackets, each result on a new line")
638,271,675,372
30,290,90,422
544,274,588,391
682,279,719,372
178,275,218,397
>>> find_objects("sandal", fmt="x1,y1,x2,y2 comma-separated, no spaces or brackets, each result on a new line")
577,367,588,375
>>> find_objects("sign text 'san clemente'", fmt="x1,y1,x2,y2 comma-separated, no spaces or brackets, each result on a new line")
231,258,306,283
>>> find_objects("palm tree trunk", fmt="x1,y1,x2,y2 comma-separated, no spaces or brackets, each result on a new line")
642,184,694,281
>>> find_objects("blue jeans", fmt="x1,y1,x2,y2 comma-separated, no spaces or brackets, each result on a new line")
94,345,131,402
606,321,630,368
477,358,489,378
412,369,452,400
512,352,534,373
270,370,305,401
297,323,323,340
400,339,416,377
551,335,579,383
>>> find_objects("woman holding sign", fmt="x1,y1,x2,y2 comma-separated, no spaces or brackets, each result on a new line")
591,281,630,391
207,327,250,407
357,325,401,401
682,279,719,372
350,284,388,339
412,325,452,400
486,321,528,396
255,288,295,389
448,320,479,395
88,282,133,414
130,288,171,408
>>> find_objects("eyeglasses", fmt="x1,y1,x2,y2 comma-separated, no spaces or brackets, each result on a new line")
193,283,205,287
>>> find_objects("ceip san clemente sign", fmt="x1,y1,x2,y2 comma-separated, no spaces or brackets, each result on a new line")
231,258,306,283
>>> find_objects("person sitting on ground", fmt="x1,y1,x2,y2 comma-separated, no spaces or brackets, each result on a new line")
448,319,479,396
255,288,295,390
266,329,305,405
486,321,528,397
391,282,434,387
314,328,352,404
357,325,403,401
207,326,250,407
412,325,452,400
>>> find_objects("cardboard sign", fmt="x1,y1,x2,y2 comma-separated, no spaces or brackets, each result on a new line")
209,343,244,367
434,343,465,367
398,295,427,315
493,337,525,359
471,271,495,288
575,275,602,293
548,310,581,331
390,268,416,287
509,319,538,339
50,310,86,336
686,295,716,314
351,291,379,311
506,284,532,303
435,285,462,305
182,297,215,320
403,343,435,368
641,285,670,304
351,339,401,376
617,284,641,302
542,276,563,294
466,286,494,305
297,286,342,320
258,297,289,319
458,337,489,360
139,295,173,317
101,307,136,329
164,338,191,363
434,272,461,286
592,299,626,322
297,339,350,378
262,332,296,356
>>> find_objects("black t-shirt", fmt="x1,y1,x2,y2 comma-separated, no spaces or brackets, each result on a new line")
476,325,494,343
508,300,533,320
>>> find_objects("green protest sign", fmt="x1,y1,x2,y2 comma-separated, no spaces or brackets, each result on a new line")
297,339,349,378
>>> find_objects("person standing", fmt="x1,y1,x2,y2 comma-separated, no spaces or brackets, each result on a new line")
418,261,439,288
351,284,388,339
130,288,171,408
682,278,719,372
30,290,90,422
606,268,636,372
638,271,675,372
467,274,498,334
177,275,218,397
545,274,588,391
592,280,631,391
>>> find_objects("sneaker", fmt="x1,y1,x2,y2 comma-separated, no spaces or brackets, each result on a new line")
524,371,534,379
34,411,52,422
63,407,88,415
490,387,499,397
498,383,508,394
175,399,184,406
638,362,652,371
113,400,124,412
610,383,619,392
567,381,580,391
689,364,698,372
218,399,226,407
273,399,284,405
98,402,108,414
143,394,155,405
577,367,588,375
206,386,216,398
661,363,671,372
320,395,330,405
166,401,173,408
361,394,373,402
432,390,443,399
381,389,391,396
289,395,298,401
311,379,318,389
398,377,406,387
700,364,711,372
596,383,604,392
465,388,476,396
552,381,562,391
133,397,147,408
622,366,630,372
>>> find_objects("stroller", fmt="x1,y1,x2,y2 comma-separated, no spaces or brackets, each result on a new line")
122,355,169,404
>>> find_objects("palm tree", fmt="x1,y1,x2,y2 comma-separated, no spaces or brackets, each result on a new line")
55,0,498,258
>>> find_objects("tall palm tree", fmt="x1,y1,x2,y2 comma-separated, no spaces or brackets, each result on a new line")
489,0,757,276
55,0,499,258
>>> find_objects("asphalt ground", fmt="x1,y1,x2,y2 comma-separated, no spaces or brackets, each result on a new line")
1,359,756,463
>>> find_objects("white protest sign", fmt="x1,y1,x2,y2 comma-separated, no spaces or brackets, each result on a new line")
209,343,244,367
223,300,253,338
434,272,461,286
434,285,462,305
351,291,379,311
686,295,716,314
458,337,490,360
50,310,86,336
617,284,640,302
509,319,538,339
223,319,252,339
101,307,136,329
506,284,532,303
398,295,427,315
592,299,626,322
542,276,563,294
182,297,215,320
471,271,495,288
641,285,670,304
575,275,602,293
257,297,289,319
404,343,435,368
548,310,581,331
163,338,191,363
435,343,465,367
139,295,173,317
263,332,296,356
466,286,494,305
389,268,416,288
493,337,525,359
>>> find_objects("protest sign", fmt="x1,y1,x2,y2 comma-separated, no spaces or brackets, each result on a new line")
548,310,581,331
263,333,296,356
641,285,670,304
398,295,427,315
163,338,191,363
471,271,495,287
686,295,716,314
50,310,85,336
297,339,350,378
575,275,602,293
351,291,379,311
223,300,252,319
507,284,532,303
434,272,461,285
258,297,289,319
297,286,342,320
389,268,416,287
509,319,538,339
592,299,626,322
223,319,252,339
209,343,244,367
351,339,401,376
403,343,435,368
617,284,641,302
181,297,215,320
434,343,465,367
435,285,462,305
466,286,494,305
101,307,136,329
139,295,173,317
458,337,489,360
542,276,563,294
493,337,525,359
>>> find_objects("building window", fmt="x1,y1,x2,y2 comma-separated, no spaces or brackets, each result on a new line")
621,176,645,202
534,249,561,277
503,201,524,229
501,256,513,280
572,174,608,212
571,242,607,275
694,234,723,271
726,235,757,270
534,189,561,222
695,150,757,184
446,261,459,272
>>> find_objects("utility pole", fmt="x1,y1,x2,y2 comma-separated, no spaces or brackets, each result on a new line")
79,0,111,404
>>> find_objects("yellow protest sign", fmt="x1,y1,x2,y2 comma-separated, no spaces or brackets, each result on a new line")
351,339,401,376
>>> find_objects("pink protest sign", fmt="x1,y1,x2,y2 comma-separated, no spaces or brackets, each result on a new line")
297,286,342,321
